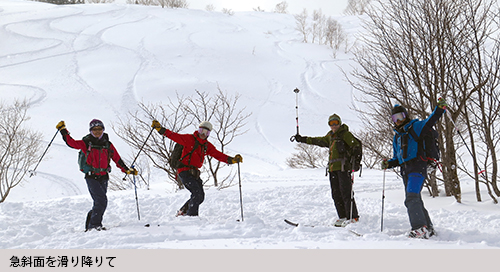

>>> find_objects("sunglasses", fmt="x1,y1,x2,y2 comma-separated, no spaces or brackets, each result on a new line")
198,127,211,137
328,119,340,126
391,112,406,123
91,127,103,131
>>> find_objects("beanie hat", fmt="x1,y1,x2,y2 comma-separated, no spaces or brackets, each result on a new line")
199,121,213,131
89,119,105,131
328,114,342,125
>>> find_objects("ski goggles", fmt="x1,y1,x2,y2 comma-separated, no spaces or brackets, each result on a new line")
328,119,340,126
391,112,406,123
198,127,211,137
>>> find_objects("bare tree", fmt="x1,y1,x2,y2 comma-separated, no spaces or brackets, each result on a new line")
113,96,193,189
348,0,500,203
324,17,347,57
294,8,309,43
286,143,328,169
86,0,114,3
274,1,289,14
294,9,347,58
185,88,251,187
126,0,189,8
114,89,250,189
222,8,235,16
205,4,215,11
311,9,326,44
0,100,43,203
344,0,371,15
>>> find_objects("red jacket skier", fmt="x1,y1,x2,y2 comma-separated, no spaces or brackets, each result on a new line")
152,120,242,216
56,119,137,231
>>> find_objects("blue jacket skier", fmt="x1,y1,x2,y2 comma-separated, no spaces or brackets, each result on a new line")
382,98,447,238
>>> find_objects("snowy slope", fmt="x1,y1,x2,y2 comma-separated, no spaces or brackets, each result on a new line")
0,0,499,251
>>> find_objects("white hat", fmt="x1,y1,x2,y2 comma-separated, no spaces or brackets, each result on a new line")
199,121,213,131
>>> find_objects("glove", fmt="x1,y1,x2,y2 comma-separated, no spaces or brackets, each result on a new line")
151,120,162,132
437,97,448,109
126,167,138,175
56,121,66,131
228,154,243,164
294,134,307,143
381,159,389,170
234,154,243,163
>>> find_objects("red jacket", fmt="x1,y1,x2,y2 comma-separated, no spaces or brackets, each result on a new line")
163,129,230,174
61,129,128,176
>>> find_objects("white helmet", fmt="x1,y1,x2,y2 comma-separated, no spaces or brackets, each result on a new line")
199,121,213,131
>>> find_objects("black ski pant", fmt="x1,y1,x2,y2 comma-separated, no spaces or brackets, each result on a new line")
329,170,359,220
179,170,205,216
85,175,108,229
401,160,433,231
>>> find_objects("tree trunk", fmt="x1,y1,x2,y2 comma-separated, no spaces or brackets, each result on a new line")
443,119,461,203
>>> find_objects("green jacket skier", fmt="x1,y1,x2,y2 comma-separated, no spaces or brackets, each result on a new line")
295,114,360,227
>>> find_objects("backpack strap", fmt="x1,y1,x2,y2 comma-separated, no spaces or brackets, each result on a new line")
408,124,420,141
408,124,430,162
179,135,207,167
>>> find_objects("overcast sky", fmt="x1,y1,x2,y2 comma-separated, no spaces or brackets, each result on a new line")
188,0,349,16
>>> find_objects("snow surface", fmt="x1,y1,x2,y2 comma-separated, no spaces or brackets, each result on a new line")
1,0,500,253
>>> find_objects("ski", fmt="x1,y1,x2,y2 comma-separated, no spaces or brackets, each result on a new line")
284,219,363,237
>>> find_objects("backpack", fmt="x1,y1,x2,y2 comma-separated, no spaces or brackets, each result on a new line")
335,130,363,172
409,125,440,163
168,135,207,170
78,135,112,174
348,135,363,172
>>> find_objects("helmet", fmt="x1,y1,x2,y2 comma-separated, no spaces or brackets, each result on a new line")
391,104,409,117
198,121,213,131
89,119,105,131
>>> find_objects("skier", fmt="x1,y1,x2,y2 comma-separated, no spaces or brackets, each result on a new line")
381,98,447,239
151,120,243,216
295,114,361,227
56,119,137,231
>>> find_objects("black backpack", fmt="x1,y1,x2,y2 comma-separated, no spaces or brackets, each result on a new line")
336,130,363,172
348,135,363,172
168,136,207,170
409,125,440,163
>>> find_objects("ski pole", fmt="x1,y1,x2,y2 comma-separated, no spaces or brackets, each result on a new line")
123,127,155,181
349,158,355,223
237,161,244,222
290,88,300,142
29,129,59,177
445,109,487,180
381,169,386,232
131,166,141,221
